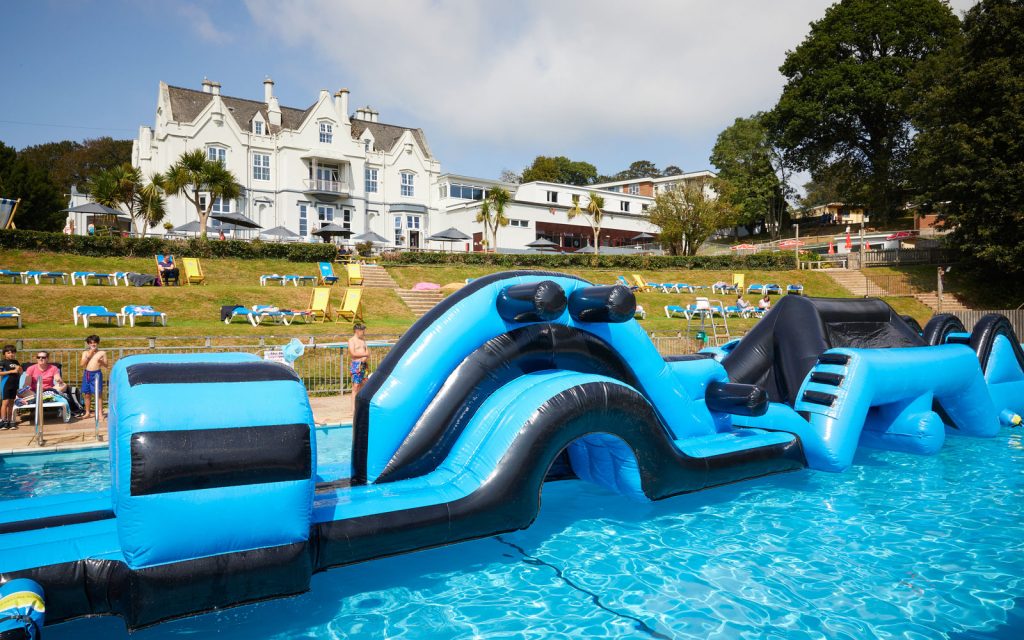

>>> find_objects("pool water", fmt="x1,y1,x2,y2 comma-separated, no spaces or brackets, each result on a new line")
5,428,1024,639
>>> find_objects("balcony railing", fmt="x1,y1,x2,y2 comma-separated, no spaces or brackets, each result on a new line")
304,179,350,195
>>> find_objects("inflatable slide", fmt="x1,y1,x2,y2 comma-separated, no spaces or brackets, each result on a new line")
0,270,1020,634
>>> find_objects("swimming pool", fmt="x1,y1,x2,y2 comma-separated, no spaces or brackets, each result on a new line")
5,427,1023,639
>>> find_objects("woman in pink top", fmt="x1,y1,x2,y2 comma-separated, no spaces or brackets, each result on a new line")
23,351,85,418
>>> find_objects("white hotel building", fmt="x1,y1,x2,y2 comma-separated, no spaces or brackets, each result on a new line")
132,77,714,251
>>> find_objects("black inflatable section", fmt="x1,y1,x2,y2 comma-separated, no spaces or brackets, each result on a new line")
705,381,769,417
567,285,636,323
969,313,1024,373
126,361,300,386
495,280,567,323
352,271,588,485
129,424,311,495
318,381,805,569
375,324,642,484
722,296,925,404
900,314,924,335
922,313,967,346
0,510,114,535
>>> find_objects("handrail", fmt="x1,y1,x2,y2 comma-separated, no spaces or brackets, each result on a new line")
34,375,43,445
304,179,350,193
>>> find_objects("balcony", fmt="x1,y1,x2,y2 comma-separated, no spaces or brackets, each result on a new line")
303,178,351,199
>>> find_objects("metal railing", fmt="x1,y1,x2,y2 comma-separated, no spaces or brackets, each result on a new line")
955,310,1024,338
863,273,922,297
861,248,954,266
304,179,350,194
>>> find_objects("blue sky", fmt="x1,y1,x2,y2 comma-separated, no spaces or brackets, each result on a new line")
1,0,977,183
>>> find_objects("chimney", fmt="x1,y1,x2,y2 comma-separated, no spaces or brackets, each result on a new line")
371,108,378,123
201,77,212,93
335,88,350,122
209,81,221,96
319,88,330,102
268,96,281,127
263,76,274,103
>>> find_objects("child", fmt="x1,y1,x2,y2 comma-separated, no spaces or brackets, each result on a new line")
80,335,109,419
736,294,751,310
348,323,369,415
758,294,772,311
0,345,22,429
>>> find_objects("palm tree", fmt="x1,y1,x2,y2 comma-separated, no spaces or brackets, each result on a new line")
87,163,167,236
163,149,241,239
567,192,605,254
487,186,511,249
475,199,493,251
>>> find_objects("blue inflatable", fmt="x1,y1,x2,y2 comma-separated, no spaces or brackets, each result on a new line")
0,271,1019,632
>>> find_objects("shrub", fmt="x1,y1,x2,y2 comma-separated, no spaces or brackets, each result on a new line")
378,251,795,270
0,229,336,262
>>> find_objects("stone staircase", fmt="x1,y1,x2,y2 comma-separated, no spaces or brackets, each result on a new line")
823,268,869,296
912,292,970,313
396,288,444,317
358,264,398,288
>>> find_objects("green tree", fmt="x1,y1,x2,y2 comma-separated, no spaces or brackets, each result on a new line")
662,165,684,176
911,0,1024,275
88,163,167,236
771,0,960,221
475,199,493,251
18,137,131,195
567,192,606,254
646,180,735,256
0,141,66,231
710,113,793,240
163,149,241,239
521,156,598,185
486,186,511,249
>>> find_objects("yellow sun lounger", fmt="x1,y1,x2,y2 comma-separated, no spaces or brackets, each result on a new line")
305,286,332,322
335,288,363,323
631,274,650,292
346,263,363,286
182,258,205,285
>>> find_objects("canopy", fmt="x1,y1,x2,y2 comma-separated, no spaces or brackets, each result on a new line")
353,231,389,244
730,243,757,251
778,239,804,249
525,238,560,249
259,225,300,239
313,223,353,238
210,211,262,229
575,243,598,254
171,221,219,234
631,232,655,241
62,202,128,217
428,227,471,242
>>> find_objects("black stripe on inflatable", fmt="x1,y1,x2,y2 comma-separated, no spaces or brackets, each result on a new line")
664,353,716,362
809,371,844,386
130,424,311,495
802,390,836,406
0,509,114,535
126,361,300,386
351,270,588,485
817,353,850,365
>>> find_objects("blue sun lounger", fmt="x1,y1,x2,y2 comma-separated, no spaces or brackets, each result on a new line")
73,305,122,328
120,305,168,327
22,271,67,285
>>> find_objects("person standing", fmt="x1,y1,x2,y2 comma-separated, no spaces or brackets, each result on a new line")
0,345,22,429
348,323,369,415
80,335,109,419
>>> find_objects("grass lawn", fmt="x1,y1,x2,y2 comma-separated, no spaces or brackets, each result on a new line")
1,249,938,342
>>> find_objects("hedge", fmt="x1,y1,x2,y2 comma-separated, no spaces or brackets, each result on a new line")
0,229,337,262
379,250,797,270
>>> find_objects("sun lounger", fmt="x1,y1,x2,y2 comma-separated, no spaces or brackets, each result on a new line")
225,305,292,326
304,287,332,322
73,305,122,328
665,305,692,319
630,274,650,292
120,305,168,327
764,284,782,295
712,282,738,294
260,274,286,286
318,262,339,285
346,263,364,286
335,288,363,323
21,271,67,285
747,283,765,295
787,284,804,295
13,373,70,425
284,274,318,287
71,271,116,286
616,275,635,290
0,306,22,328
0,269,22,284
182,258,205,285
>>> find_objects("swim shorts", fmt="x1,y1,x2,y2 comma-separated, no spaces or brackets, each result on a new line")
350,361,368,385
81,370,103,395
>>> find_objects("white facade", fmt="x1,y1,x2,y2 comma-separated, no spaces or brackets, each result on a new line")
133,78,441,246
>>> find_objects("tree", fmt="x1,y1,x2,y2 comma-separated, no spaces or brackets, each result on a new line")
163,150,240,239
0,141,66,231
88,163,167,236
910,0,1024,275
710,113,793,240
617,160,660,180
475,199,493,251
486,186,511,249
800,159,863,208
498,168,521,184
567,192,605,254
770,0,960,221
662,165,684,176
646,180,735,256
18,137,132,195
521,156,598,185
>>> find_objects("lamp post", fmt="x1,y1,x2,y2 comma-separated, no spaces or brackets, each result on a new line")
793,223,800,269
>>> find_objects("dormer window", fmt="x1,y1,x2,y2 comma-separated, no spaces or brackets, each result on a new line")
364,139,372,152
319,122,333,144
253,120,264,135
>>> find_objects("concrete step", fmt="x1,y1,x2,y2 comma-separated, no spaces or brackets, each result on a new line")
359,265,398,289
395,288,444,317
913,293,970,312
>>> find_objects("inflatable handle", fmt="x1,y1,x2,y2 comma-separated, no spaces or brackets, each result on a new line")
0,578,45,639
495,280,567,323
568,285,636,323
1000,409,1022,427
705,381,769,417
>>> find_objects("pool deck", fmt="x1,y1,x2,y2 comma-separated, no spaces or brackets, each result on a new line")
0,393,354,455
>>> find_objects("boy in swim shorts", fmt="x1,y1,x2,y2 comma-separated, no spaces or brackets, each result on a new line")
348,323,369,415
80,335,109,419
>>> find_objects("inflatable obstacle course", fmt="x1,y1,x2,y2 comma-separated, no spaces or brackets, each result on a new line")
0,270,1020,632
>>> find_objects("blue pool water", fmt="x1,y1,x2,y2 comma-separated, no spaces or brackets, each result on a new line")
3,428,1023,639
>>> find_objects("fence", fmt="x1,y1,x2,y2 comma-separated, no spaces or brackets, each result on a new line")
862,273,923,297
953,310,1024,338
860,248,954,267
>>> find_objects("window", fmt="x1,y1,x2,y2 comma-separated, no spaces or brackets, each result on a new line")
401,172,415,197
450,184,486,200
200,195,231,214
253,120,264,135
317,205,334,225
319,122,333,144
406,215,421,229
620,201,630,212
393,215,403,246
509,219,528,228
299,204,308,236
365,168,378,193
546,191,558,203
339,209,352,229
571,194,580,205
364,139,372,152
439,184,448,198
628,184,639,195
252,153,270,181
207,146,226,165
642,204,650,211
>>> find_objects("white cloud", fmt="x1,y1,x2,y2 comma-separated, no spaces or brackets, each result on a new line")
246,0,980,171
177,3,234,44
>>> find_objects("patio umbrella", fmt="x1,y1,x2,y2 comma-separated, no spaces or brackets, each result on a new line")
260,225,300,240
777,239,804,249
631,232,655,243
575,243,598,254
353,231,389,244
210,211,262,229
828,242,835,255
525,238,560,251
428,227,472,242
313,223,353,240
62,202,128,217
730,243,757,251
171,220,218,234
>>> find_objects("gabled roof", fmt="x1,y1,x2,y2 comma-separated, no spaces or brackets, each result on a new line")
351,119,433,159
164,84,432,158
